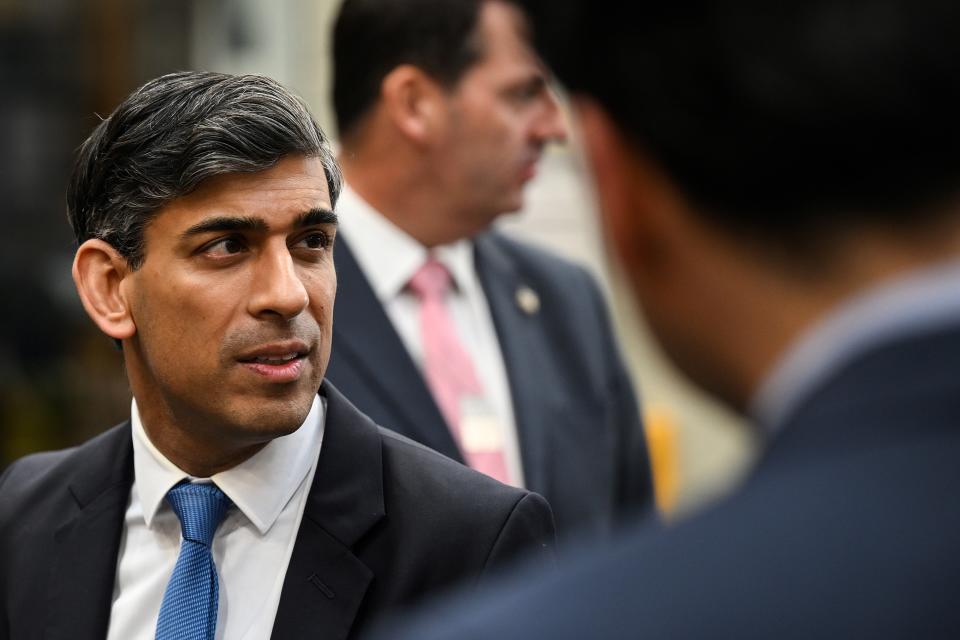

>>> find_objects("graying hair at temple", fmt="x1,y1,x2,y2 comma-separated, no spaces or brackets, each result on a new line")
66,70,342,269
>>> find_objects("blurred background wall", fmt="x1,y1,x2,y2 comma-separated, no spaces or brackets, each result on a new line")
0,0,756,516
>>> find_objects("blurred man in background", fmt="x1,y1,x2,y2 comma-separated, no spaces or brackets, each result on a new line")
379,0,960,636
327,0,653,541
0,71,554,640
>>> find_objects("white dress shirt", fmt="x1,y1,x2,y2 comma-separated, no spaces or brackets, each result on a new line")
336,184,525,486
752,258,960,432
106,395,325,640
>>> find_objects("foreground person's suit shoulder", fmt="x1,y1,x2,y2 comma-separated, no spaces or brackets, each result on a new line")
376,324,960,639
0,382,555,640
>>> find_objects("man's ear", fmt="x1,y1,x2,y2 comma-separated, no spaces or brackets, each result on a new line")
381,64,448,146
576,97,687,280
72,239,137,341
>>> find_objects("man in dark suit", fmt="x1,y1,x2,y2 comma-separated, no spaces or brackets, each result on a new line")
378,0,960,636
0,71,554,640
327,0,653,540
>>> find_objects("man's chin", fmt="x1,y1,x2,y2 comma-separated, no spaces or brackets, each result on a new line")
228,396,317,440
490,193,525,219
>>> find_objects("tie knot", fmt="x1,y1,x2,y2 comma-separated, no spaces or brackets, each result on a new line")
165,482,232,547
408,258,452,301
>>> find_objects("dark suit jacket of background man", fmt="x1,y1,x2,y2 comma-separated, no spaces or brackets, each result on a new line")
380,320,960,638
0,382,555,640
326,230,654,539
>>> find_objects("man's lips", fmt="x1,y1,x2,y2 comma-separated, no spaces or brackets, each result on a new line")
236,341,311,383
519,156,540,182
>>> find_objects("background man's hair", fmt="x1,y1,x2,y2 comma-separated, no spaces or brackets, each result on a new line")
67,70,342,269
332,0,490,139
523,0,960,242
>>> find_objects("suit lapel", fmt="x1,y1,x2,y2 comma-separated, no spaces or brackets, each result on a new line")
331,238,462,460
271,382,386,640
44,425,133,640
34,389,391,640
474,233,566,495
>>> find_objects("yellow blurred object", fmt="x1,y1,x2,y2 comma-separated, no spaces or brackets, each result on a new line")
644,404,681,517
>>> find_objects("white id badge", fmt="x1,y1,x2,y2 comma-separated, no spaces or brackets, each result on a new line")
458,396,503,452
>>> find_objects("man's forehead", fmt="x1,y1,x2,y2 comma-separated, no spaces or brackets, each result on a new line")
458,8,543,90
474,0,536,65
145,157,333,235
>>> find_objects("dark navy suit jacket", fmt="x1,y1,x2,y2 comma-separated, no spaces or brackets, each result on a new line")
326,231,653,539
0,383,555,640
377,322,960,638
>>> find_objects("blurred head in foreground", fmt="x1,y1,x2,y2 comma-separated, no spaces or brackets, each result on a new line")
525,0,960,412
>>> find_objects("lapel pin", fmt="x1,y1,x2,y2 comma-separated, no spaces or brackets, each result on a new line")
515,286,540,315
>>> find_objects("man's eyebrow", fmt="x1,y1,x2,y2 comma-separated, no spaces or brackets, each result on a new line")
180,216,268,239
178,209,336,240
296,208,338,227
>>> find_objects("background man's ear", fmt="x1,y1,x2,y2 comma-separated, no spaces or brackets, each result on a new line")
381,64,448,145
72,239,137,341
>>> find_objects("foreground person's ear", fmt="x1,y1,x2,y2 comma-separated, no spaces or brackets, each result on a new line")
73,239,137,340
576,97,684,279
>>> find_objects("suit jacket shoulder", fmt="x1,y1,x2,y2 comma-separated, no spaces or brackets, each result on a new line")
0,424,132,640
0,423,130,505
377,425,555,575
0,422,132,560
377,324,960,640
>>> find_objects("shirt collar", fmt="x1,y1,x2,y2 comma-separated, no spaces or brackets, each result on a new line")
131,394,324,535
435,240,479,299
336,183,476,300
751,258,960,432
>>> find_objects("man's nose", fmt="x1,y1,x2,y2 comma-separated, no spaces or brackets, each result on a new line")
533,90,568,145
248,246,309,320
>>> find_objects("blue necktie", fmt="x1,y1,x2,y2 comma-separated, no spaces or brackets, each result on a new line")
156,482,233,640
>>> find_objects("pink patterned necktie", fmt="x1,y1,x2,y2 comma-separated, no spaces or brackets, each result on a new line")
407,258,510,484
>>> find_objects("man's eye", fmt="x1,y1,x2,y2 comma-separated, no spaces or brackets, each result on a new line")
509,79,545,103
297,232,330,250
519,85,540,100
204,237,246,256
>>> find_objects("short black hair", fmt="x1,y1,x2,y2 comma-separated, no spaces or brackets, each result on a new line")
68,70,341,269
523,0,960,240
332,0,487,139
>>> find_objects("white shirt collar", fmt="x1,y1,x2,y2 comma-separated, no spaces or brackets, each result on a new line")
336,183,477,300
751,258,960,431
131,394,324,535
